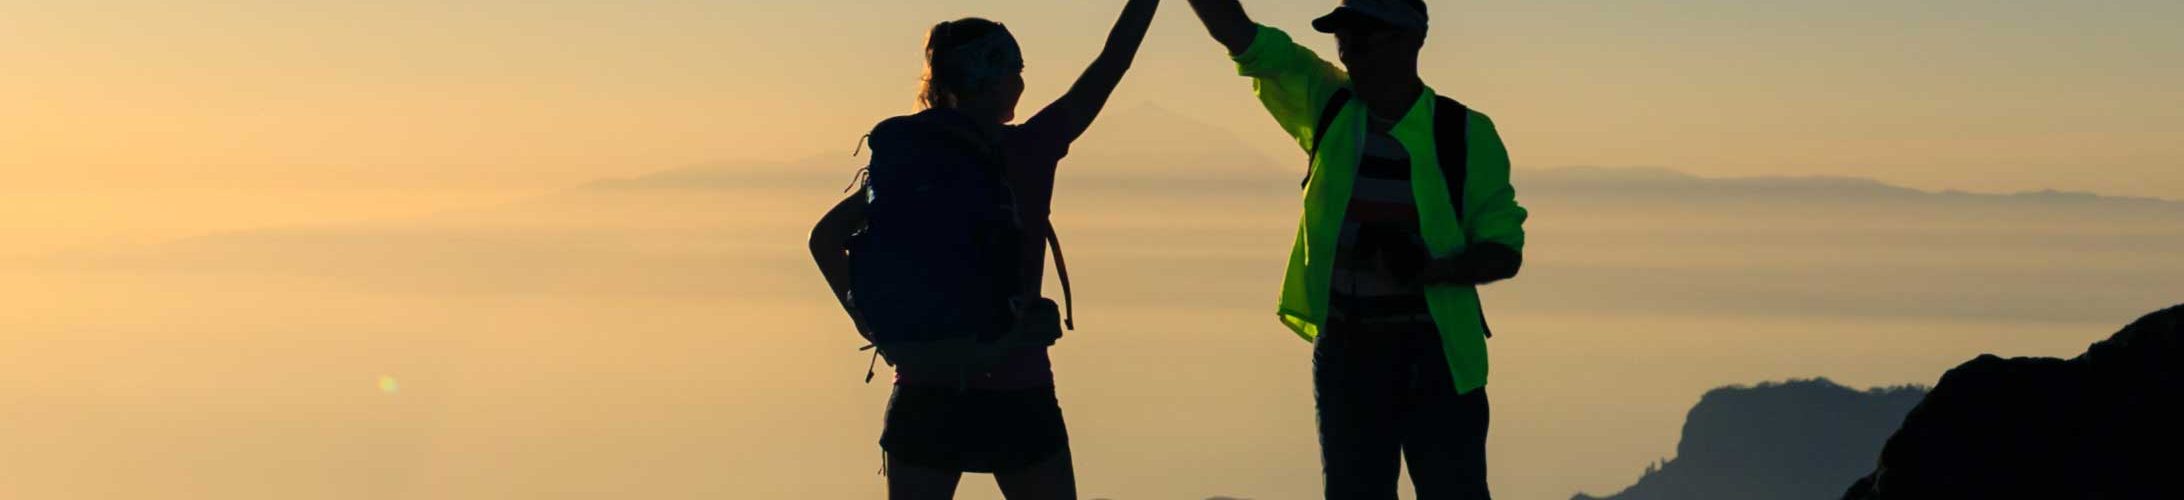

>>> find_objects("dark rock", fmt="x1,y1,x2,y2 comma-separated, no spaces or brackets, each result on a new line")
1842,304,2184,499
1574,379,1925,500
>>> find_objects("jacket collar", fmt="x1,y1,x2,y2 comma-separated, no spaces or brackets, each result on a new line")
1382,84,1440,149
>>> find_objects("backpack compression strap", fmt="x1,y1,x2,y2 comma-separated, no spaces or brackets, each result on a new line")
1047,229,1075,330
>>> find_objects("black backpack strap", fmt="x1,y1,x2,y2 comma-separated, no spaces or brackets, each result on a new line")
1303,88,1355,189
1046,229,1075,330
1434,96,1470,220
1434,95,1493,338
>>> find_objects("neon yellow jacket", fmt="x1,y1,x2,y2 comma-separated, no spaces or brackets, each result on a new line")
1234,26,1527,394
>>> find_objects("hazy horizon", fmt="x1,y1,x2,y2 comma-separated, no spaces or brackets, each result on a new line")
11,98,2178,261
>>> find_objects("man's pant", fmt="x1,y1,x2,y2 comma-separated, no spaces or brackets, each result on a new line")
1314,320,1491,500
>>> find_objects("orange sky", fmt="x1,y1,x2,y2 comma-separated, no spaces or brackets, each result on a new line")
6,0,2181,254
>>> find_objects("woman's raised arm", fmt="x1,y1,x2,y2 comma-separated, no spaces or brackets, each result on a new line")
1019,0,1160,145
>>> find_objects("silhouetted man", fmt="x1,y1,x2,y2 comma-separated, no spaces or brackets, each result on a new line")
1182,0,1528,498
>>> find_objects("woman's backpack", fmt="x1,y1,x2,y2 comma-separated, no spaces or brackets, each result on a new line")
847,111,1073,381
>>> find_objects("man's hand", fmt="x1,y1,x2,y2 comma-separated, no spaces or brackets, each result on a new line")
1184,0,1257,56
1418,243,1524,286
1416,255,1468,286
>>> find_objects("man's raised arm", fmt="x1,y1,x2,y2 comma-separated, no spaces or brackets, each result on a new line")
1185,0,1257,56
1186,0,1347,153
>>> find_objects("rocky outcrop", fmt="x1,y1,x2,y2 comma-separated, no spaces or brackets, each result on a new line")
1575,379,1926,500
1842,304,2184,499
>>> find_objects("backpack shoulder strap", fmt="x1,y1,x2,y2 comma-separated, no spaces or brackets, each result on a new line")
1303,88,1356,189
1434,95,1493,338
1433,95,1471,219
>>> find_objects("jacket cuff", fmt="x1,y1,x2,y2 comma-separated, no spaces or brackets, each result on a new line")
1231,25,1289,76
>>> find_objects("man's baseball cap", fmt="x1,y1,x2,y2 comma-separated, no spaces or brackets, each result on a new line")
1311,0,1429,34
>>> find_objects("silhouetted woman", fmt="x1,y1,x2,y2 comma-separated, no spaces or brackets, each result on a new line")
807,1,1158,498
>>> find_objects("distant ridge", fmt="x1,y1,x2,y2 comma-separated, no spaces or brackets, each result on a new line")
584,101,1289,193
1528,166,2181,207
585,162,2182,210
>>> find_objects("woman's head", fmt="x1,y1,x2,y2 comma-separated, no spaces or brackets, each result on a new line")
919,18,1025,123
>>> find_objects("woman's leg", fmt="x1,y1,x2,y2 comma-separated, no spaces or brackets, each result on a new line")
882,385,965,500
886,454,965,500
994,447,1076,500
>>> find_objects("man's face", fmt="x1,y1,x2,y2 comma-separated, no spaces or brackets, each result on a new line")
1333,22,1422,75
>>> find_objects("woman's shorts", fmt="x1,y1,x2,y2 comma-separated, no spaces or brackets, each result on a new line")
880,384,1069,474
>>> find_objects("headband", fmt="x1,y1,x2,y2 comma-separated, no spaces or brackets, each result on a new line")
939,29,1024,92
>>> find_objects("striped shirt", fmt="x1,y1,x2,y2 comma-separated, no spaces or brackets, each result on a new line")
1327,113,1435,326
